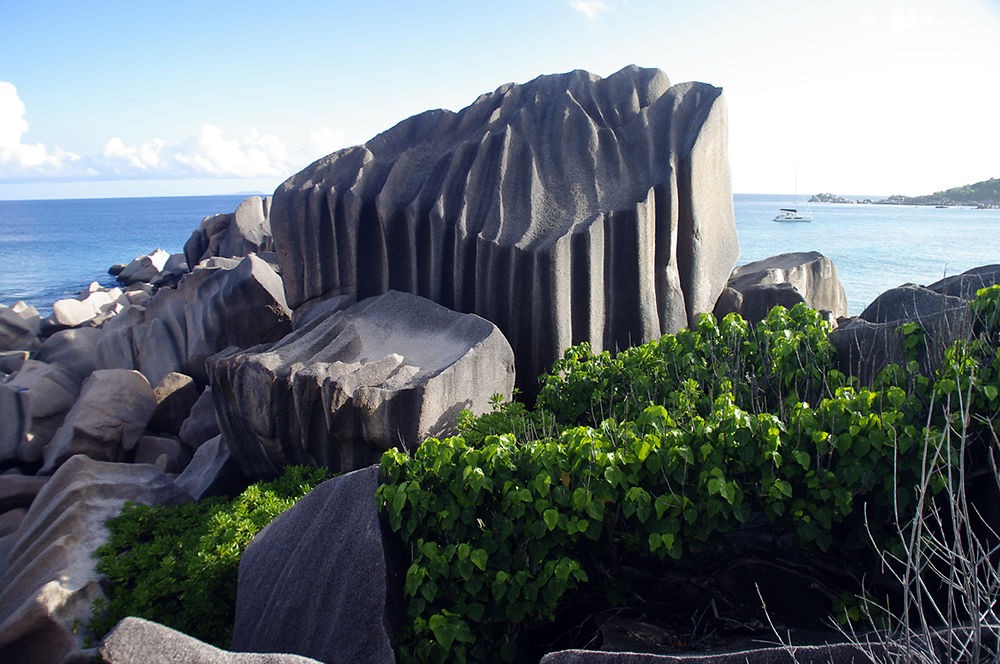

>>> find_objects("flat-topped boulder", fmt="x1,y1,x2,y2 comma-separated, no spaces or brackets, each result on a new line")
271,65,738,392
714,251,848,323
209,290,514,478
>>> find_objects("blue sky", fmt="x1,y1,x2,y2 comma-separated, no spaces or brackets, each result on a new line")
1,0,998,199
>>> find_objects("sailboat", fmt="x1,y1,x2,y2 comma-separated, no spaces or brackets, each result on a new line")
774,170,813,222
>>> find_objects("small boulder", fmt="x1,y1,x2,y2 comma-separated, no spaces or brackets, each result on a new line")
100,616,323,664
178,387,221,449
209,290,515,479
714,252,848,324
131,435,191,474
0,455,188,664
149,372,200,435
174,435,246,501
116,248,171,286
0,360,80,465
48,284,123,329
40,369,156,474
232,465,398,664
0,302,41,351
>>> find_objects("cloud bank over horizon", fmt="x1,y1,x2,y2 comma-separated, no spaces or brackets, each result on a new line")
0,81,350,184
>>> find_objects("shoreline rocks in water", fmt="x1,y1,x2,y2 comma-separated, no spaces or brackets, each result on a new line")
1,65,998,664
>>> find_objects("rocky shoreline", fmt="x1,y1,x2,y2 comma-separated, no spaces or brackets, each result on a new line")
2,66,999,664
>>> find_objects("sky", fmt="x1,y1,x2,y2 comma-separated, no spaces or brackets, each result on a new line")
1,0,998,200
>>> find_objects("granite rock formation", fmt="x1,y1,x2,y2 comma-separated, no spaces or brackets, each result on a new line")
209,290,514,478
184,196,274,269
829,265,1000,384
116,249,171,286
0,360,80,466
270,66,738,390
97,254,292,386
0,456,187,664
0,302,41,352
714,251,848,324
232,465,398,664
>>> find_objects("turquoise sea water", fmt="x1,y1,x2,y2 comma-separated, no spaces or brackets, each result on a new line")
0,193,997,317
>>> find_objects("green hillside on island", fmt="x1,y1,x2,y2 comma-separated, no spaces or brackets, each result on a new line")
812,177,1000,207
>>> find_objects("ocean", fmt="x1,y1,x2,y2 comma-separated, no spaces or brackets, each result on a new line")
0,193,997,317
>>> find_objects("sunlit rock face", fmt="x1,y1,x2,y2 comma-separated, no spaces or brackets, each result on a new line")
271,65,738,391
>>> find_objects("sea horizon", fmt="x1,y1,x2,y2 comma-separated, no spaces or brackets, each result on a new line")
1,193,997,318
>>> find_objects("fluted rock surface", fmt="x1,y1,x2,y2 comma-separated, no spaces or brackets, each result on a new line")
271,66,738,389
208,290,514,478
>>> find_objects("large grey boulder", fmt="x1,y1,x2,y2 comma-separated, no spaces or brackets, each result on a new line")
714,252,848,323
34,327,103,382
40,369,157,474
271,66,738,392
99,254,292,386
927,264,1000,300
0,360,80,465
830,269,990,384
184,196,274,269
209,290,515,478
0,455,188,664
232,465,398,664
100,617,323,664
0,302,41,351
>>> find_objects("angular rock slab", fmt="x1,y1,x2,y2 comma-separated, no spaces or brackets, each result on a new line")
715,251,848,323
101,617,323,664
232,465,398,664
271,66,738,393
0,456,188,664
209,290,514,478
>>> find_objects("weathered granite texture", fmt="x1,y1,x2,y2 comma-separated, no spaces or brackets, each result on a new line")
232,465,398,664
714,251,848,323
209,290,514,478
0,360,80,465
0,456,187,664
270,65,738,390
184,196,274,269
97,254,292,386
0,302,41,351
100,617,323,664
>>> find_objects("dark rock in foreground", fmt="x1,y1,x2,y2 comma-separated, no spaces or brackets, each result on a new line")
209,290,514,478
232,465,398,664
271,65,738,392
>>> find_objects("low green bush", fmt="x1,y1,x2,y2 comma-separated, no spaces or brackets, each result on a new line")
380,291,1000,664
88,465,330,647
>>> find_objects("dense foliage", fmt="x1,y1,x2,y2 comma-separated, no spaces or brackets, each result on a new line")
379,289,1000,664
88,465,330,647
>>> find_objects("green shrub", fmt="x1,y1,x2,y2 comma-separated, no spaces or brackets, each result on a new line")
88,465,330,647
380,293,1000,664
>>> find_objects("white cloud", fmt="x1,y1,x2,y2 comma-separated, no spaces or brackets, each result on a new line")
0,81,344,183
0,81,82,176
890,6,932,32
569,0,609,20
305,126,350,160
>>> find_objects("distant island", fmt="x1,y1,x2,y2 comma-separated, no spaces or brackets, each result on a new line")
810,177,1000,209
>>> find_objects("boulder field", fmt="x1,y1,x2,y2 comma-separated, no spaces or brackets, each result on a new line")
1,65,995,663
